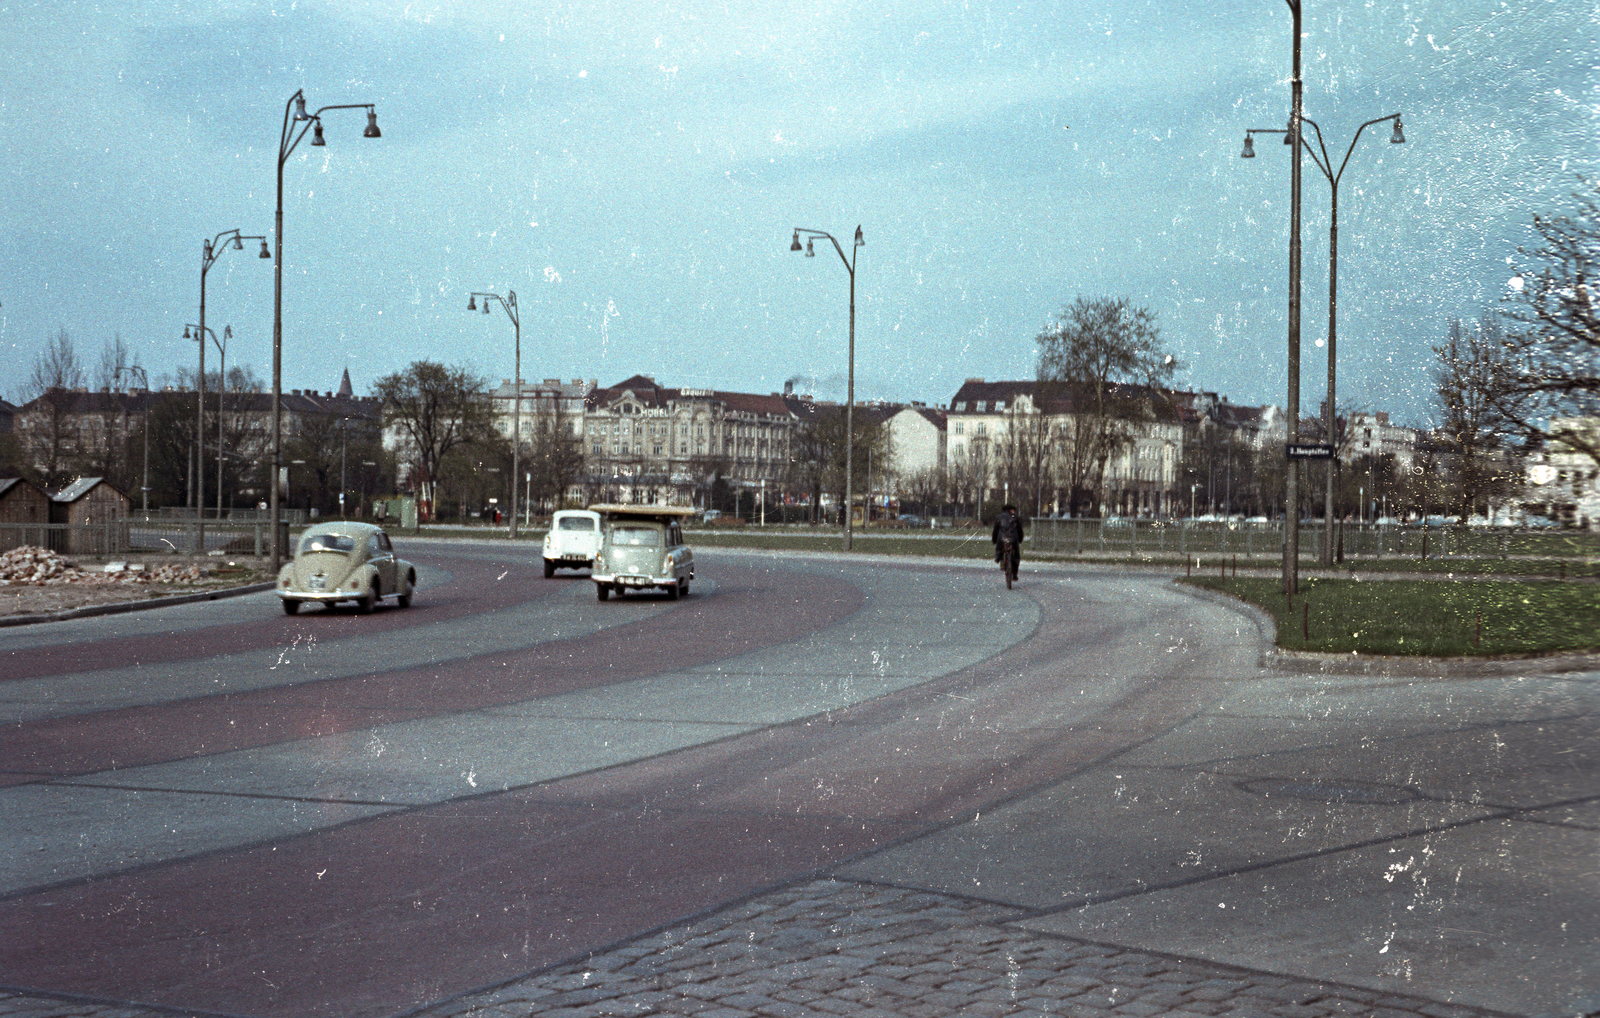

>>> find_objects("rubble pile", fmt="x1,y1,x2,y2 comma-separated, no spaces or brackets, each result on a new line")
0,546,207,586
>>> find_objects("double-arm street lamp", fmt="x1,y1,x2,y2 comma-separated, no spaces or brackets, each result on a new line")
184,323,236,529
113,365,151,515
790,225,864,551
1244,111,1404,565
467,290,522,538
270,90,381,571
195,231,268,549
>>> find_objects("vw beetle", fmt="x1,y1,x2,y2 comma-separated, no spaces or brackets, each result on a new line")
589,504,695,601
277,521,416,615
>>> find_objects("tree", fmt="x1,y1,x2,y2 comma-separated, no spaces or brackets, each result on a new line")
19,328,86,488
1494,179,1600,466
1434,316,1517,521
1036,297,1180,516
373,362,496,520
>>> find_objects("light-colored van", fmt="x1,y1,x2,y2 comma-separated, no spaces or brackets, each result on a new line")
589,505,696,600
542,509,603,577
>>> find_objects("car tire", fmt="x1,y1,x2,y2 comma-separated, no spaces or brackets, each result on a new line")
282,599,300,616
596,583,610,602
397,573,414,608
679,580,689,597
667,581,679,600
357,582,376,614
544,560,556,578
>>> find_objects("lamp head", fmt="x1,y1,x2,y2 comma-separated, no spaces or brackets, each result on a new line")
232,235,244,250
1390,116,1405,144
805,240,815,257
483,299,491,314
183,326,193,340
294,95,309,121
1241,134,1256,159
854,226,864,247
467,296,477,312
259,240,271,259
223,325,232,339
790,231,802,252
364,108,381,139
310,120,325,146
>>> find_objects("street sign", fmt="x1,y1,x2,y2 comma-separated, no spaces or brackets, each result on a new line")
1286,442,1336,460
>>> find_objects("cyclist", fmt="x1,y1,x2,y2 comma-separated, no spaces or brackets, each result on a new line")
991,504,1025,586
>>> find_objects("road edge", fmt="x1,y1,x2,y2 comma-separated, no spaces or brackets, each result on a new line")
0,581,277,628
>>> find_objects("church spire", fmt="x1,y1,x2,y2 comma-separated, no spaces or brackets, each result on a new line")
338,367,353,398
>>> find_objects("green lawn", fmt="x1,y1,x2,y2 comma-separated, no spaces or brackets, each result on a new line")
1183,576,1600,657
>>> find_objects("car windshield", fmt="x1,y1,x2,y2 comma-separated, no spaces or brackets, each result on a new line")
609,526,660,547
559,517,596,531
300,533,357,555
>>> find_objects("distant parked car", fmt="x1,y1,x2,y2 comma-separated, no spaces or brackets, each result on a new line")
277,521,415,615
542,509,602,576
898,514,925,526
700,509,723,522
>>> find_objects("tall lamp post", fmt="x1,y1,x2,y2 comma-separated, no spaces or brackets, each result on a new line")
195,231,268,551
185,323,236,525
271,89,381,571
790,225,864,551
114,365,151,515
467,290,521,538
1243,111,1404,564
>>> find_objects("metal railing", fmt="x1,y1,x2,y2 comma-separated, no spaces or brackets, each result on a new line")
0,520,287,557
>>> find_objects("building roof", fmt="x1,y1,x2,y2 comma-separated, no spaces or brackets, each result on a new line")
589,376,795,419
52,476,127,503
0,477,47,500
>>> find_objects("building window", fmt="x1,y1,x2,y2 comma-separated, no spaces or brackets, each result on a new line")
953,422,964,436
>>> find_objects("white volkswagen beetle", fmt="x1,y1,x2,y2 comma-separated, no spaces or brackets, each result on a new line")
277,521,416,615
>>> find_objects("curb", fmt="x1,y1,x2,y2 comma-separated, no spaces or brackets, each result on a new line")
0,581,277,628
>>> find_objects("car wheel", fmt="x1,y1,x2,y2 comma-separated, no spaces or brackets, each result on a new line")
397,572,414,608
596,583,610,602
282,599,300,616
544,560,556,578
667,581,679,600
679,579,689,597
357,582,377,614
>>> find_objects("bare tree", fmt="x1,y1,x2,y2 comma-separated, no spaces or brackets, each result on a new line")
1494,178,1600,465
19,329,87,488
1434,316,1517,521
1036,297,1179,516
374,361,497,520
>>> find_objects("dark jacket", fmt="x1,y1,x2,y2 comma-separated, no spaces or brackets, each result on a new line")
991,510,1024,547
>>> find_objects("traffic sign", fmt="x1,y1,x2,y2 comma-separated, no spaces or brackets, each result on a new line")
1286,443,1336,460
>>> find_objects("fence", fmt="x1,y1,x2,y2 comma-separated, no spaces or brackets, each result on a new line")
0,520,288,557
156,507,308,525
1023,518,1595,560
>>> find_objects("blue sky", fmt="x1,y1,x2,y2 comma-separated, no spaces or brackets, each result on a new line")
1,0,1593,426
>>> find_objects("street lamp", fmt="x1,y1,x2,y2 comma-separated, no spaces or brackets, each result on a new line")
114,365,151,515
1244,111,1404,564
194,231,268,550
271,89,381,571
186,323,236,525
467,290,522,538
790,225,864,551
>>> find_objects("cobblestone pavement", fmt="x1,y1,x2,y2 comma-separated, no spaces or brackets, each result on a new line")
2,879,1520,1018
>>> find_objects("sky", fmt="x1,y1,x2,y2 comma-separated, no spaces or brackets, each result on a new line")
0,0,1593,427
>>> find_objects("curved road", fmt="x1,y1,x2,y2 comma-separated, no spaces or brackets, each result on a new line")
0,542,1591,1017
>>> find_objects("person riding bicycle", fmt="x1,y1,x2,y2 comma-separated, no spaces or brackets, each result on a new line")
991,504,1025,582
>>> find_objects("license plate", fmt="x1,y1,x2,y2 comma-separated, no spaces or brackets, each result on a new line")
621,575,649,586
308,575,327,590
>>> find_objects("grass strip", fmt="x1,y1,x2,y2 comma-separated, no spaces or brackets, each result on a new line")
1183,576,1599,656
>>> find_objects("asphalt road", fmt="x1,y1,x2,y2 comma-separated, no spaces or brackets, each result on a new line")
0,540,1592,1018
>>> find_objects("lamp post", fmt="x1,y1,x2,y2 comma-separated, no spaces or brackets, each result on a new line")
114,365,151,515
467,290,522,539
1244,111,1404,565
271,89,381,571
790,225,864,551
194,231,268,550
186,323,236,525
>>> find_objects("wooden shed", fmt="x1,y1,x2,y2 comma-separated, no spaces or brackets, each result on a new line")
0,477,53,552
49,477,131,554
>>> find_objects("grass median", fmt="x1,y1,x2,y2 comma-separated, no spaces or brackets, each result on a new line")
1183,576,1599,657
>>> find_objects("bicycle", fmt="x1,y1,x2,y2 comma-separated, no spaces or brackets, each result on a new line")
997,538,1019,589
